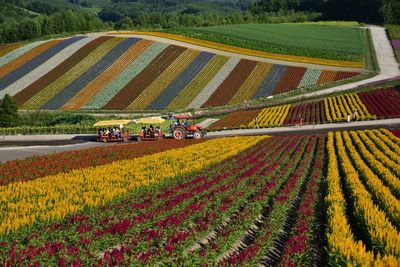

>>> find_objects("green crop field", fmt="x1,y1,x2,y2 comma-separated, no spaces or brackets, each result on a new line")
387,25,400,39
166,23,364,62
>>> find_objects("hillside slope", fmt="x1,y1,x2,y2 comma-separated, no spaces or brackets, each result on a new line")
0,35,361,111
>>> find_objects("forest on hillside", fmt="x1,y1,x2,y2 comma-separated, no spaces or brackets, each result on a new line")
0,0,399,43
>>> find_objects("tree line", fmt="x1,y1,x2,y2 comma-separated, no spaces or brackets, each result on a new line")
0,0,399,44
0,0,104,43
249,0,400,24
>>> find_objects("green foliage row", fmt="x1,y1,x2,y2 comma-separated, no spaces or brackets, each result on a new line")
18,111,97,127
0,125,98,135
0,122,171,136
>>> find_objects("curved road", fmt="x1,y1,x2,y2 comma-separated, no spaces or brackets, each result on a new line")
1,118,399,162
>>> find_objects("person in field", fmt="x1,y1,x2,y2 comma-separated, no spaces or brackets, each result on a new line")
352,109,358,121
254,116,259,129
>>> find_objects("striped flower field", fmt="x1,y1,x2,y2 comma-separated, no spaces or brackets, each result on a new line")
209,87,399,130
0,131,399,266
0,35,361,111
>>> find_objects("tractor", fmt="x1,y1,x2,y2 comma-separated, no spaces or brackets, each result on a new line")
167,115,206,140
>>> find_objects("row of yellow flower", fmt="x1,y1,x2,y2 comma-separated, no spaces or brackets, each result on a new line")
324,93,375,123
114,31,364,68
248,105,291,128
380,129,400,151
345,131,400,225
356,131,400,189
365,130,400,166
0,136,266,235
325,132,399,265
336,131,400,256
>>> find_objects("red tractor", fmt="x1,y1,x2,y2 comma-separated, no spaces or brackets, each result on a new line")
168,115,206,140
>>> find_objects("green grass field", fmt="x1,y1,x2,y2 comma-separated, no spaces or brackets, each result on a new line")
165,23,364,62
387,25,400,39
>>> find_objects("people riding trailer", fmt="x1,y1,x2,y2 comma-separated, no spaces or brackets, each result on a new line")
94,120,130,142
137,124,163,141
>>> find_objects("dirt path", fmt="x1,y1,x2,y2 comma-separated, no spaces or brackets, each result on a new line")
197,118,220,128
0,142,116,162
90,32,364,72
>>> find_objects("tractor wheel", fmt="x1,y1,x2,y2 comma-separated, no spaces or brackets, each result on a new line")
193,131,203,139
173,129,186,140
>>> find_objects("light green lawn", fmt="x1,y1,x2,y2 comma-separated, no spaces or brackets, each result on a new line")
166,23,364,61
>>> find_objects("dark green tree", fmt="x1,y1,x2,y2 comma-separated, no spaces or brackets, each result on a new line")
116,16,134,30
382,0,400,24
0,94,19,127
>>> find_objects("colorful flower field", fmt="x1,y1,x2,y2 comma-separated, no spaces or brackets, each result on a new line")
209,87,399,130
0,35,361,111
0,130,399,265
